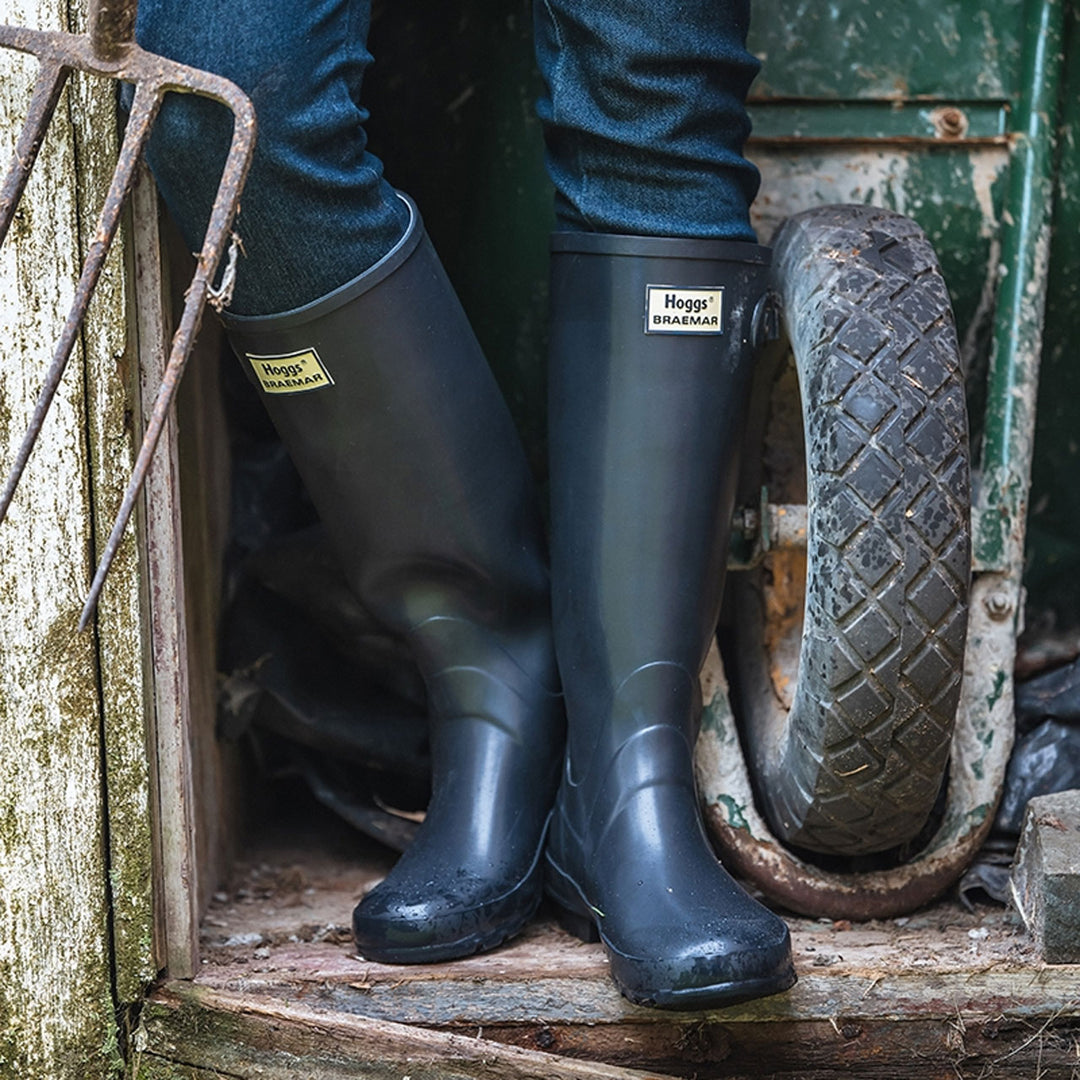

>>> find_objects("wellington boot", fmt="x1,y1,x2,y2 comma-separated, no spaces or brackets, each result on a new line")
545,232,796,1009
224,196,563,963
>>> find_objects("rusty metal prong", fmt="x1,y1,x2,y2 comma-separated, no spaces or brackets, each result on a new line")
89,0,138,61
79,85,256,631
0,57,68,249
0,79,161,528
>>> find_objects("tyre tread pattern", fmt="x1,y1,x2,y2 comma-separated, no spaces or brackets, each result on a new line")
759,206,970,855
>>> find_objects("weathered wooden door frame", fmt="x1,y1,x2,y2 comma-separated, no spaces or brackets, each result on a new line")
0,0,214,1065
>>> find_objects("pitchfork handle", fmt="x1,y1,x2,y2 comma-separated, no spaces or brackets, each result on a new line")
89,0,137,60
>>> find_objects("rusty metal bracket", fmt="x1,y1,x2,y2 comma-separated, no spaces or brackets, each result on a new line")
0,0,255,630
697,573,1017,919
728,489,807,570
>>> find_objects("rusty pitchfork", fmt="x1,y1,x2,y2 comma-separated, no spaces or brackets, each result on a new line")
0,0,256,630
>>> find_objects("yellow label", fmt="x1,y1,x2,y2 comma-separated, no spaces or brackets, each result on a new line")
247,348,334,394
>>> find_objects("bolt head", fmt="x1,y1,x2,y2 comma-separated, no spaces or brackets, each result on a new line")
985,591,1013,620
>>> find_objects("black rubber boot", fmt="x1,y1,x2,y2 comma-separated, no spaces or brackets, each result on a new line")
224,195,563,963
545,232,796,1009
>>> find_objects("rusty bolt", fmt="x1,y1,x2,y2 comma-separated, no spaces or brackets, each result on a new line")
931,107,968,140
733,508,760,540
985,591,1013,621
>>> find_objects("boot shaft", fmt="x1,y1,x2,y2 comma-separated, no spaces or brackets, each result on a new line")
224,197,551,648
547,232,770,768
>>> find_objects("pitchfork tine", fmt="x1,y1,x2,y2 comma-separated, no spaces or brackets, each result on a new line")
0,81,160,527
0,0,256,629
79,95,255,631
0,58,67,249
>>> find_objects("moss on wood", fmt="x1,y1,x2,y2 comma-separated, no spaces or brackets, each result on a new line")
0,0,157,1071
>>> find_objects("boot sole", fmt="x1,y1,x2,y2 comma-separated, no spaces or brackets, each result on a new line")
353,912,533,966
545,852,796,1011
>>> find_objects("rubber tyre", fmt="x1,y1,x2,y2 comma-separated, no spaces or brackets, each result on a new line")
728,205,971,856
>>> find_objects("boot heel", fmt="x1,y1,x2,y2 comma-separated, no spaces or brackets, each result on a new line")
545,857,601,943
550,899,601,943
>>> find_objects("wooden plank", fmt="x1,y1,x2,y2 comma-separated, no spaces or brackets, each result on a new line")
136,837,1080,1076
70,53,160,1006
138,211,242,981
138,985,682,1080
169,228,241,930
0,1,119,1071
1011,790,1080,962
125,166,178,983
132,1060,238,1080
192,922,1080,1027
129,177,201,982
479,1014,1080,1079
190,841,1076,1027
139,977,1080,1079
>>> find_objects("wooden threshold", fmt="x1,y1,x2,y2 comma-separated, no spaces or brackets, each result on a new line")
134,822,1080,1079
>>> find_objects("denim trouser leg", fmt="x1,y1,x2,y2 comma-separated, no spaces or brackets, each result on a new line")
138,0,762,314
533,0,761,240
135,0,408,316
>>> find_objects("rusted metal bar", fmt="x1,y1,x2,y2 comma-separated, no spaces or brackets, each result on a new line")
80,102,254,628
0,5,256,628
89,0,137,61
0,81,160,525
0,57,67,249
698,574,1016,918
729,499,808,568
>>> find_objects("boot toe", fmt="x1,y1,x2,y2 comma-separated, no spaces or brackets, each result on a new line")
352,855,545,964
605,914,796,1010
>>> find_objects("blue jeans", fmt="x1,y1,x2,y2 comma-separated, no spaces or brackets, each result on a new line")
136,0,760,316
534,0,760,239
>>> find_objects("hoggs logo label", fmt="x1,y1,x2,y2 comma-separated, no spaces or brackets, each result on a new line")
247,348,334,394
645,286,724,334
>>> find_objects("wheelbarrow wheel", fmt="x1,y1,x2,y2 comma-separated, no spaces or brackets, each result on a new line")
727,205,971,856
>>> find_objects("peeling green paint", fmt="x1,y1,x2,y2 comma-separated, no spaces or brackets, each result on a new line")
1025,2,1080,625
986,668,1008,711
749,0,1025,101
717,794,752,833
899,150,1006,333
973,0,1065,571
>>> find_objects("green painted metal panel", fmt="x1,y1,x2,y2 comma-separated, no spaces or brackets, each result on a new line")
1024,2,1080,628
972,0,1065,571
749,0,1026,101
750,100,1008,141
